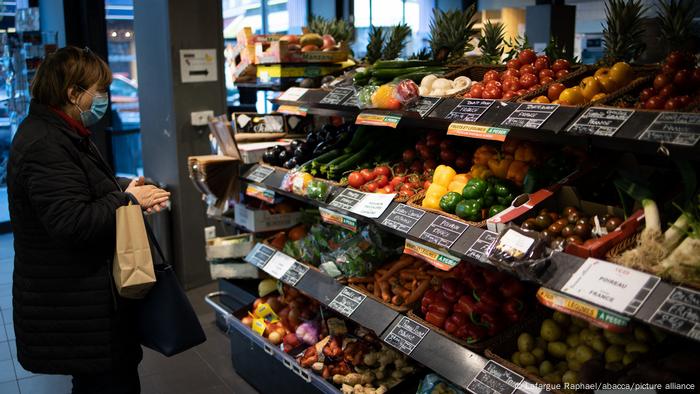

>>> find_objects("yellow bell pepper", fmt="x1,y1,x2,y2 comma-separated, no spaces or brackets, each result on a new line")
448,180,467,194
506,160,529,186
469,164,493,180
487,154,513,179
425,183,448,199
502,138,520,155
432,165,456,187
514,143,537,163
422,194,442,210
452,173,471,184
472,145,498,166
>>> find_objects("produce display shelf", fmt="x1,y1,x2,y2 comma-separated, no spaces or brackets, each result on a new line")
242,164,700,344
271,87,700,161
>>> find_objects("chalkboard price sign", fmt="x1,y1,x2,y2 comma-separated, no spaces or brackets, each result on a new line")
567,107,634,137
467,360,531,394
465,230,498,262
407,97,442,118
501,103,559,129
320,87,354,105
649,286,700,340
445,99,494,123
381,204,425,233
383,316,429,356
246,165,275,183
244,243,276,269
419,216,468,248
638,112,700,146
280,261,309,286
328,287,367,317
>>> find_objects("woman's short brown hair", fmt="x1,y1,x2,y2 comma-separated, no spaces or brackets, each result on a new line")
30,46,112,108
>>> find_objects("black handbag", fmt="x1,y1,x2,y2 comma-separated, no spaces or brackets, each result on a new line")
137,219,206,356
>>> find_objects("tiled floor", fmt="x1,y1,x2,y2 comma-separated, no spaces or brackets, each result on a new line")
0,233,258,394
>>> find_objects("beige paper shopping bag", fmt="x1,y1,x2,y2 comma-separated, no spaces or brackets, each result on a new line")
113,202,156,299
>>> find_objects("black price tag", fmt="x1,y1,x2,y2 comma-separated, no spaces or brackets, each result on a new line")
381,204,425,233
246,165,275,183
341,93,360,108
407,97,442,118
419,216,468,248
502,103,559,129
383,316,429,356
445,99,494,123
465,230,498,262
638,112,700,146
244,243,276,268
328,287,366,317
329,189,364,211
567,107,635,137
467,361,534,394
648,286,700,340
320,87,354,105
280,261,309,286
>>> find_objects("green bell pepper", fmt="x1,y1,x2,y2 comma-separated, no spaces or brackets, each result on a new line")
494,183,511,197
439,192,463,214
455,199,482,221
488,205,507,217
466,178,488,195
462,185,482,199
306,180,329,201
497,192,515,206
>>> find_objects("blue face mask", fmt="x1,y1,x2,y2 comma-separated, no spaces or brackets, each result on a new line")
75,88,109,127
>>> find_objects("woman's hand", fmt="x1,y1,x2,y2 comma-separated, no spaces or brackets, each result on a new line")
125,178,171,213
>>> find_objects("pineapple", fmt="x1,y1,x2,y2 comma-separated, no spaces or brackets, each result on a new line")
382,23,412,61
429,5,479,63
308,16,355,44
602,0,649,63
409,48,431,60
366,26,384,64
478,20,505,65
656,0,700,53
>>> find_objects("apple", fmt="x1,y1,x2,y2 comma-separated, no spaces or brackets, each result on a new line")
552,59,570,72
653,74,671,90
518,49,537,65
520,64,536,76
609,62,633,85
322,34,336,49
559,86,585,105
506,58,522,70
555,69,570,79
547,83,566,101
483,70,500,82
519,73,538,88
279,34,299,44
301,44,319,52
579,76,603,101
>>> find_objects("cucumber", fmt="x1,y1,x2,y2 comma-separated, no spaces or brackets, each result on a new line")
392,69,447,83
370,66,447,80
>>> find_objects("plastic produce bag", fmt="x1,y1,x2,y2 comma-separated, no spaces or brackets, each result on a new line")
416,373,465,394
486,224,551,280
321,224,402,277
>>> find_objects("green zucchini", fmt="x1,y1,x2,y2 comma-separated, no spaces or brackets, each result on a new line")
373,60,441,69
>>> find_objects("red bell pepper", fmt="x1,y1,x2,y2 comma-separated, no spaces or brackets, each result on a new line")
479,312,504,336
441,278,464,302
502,298,525,323
454,294,479,315
425,310,447,327
461,270,484,291
481,268,506,287
428,297,452,316
456,323,487,343
444,312,469,335
472,288,501,314
499,278,526,298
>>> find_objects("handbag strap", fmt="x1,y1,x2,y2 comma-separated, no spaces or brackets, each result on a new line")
126,193,169,267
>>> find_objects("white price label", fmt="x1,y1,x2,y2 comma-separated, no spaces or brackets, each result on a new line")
263,252,297,279
498,229,535,256
353,193,396,218
561,258,660,315
278,87,308,102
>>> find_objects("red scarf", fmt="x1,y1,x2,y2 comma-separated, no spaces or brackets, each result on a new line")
49,107,91,137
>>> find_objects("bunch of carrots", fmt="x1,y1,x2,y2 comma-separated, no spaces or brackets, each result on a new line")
349,254,448,307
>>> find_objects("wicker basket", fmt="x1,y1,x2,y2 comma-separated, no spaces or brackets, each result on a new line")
604,231,640,263
587,65,660,108
407,190,487,228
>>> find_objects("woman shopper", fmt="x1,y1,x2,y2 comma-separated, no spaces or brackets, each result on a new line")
7,46,169,394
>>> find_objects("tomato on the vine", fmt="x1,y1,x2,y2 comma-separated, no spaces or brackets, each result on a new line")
382,185,393,194
364,182,378,192
374,165,391,178
374,175,389,188
348,171,364,188
360,168,375,182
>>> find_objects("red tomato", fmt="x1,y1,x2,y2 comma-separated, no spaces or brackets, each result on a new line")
364,181,378,192
538,69,555,80
374,175,389,188
393,162,407,175
518,49,536,65
410,160,424,174
374,165,391,177
539,76,554,85
423,159,437,171
645,96,665,109
484,80,502,90
506,58,522,70
469,83,484,98
527,84,541,93
482,86,503,99
674,69,691,88
348,171,364,188
483,70,500,82
664,97,680,110
519,73,538,88
551,58,570,72
390,176,405,187
381,185,393,194
677,95,691,107
502,91,516,100
516,89,528,96
658,84,675,97
555,69,570,79
519,64,535,76
661,63,676,76
666,51,685,68
654,73,671,90
639,87,655,102
691,69,700,88
423,180,432,189
400,183,415,193
402,149,416,163
534,56,550,71
547,83,566,101
502,69,520,79
360,168,375,182
502,79,520,93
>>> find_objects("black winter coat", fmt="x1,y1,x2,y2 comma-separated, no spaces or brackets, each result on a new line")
7,101,142,374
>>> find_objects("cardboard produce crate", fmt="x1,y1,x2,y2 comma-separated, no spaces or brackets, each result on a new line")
233,202,302,232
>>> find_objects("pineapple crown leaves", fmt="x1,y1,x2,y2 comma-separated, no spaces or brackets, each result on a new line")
656,0,700,53
366,25,385,65
503,34,531,62
544,35,579,63
602,0,649,63
428,5,479,63
382,23,412,60
478,20,506,65
409,47,431,60
308,15,355,44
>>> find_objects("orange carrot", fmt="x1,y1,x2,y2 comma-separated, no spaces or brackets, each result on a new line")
405,279,431,304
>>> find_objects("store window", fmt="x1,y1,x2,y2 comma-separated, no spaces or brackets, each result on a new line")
105,0,143,177
352,0,426,59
